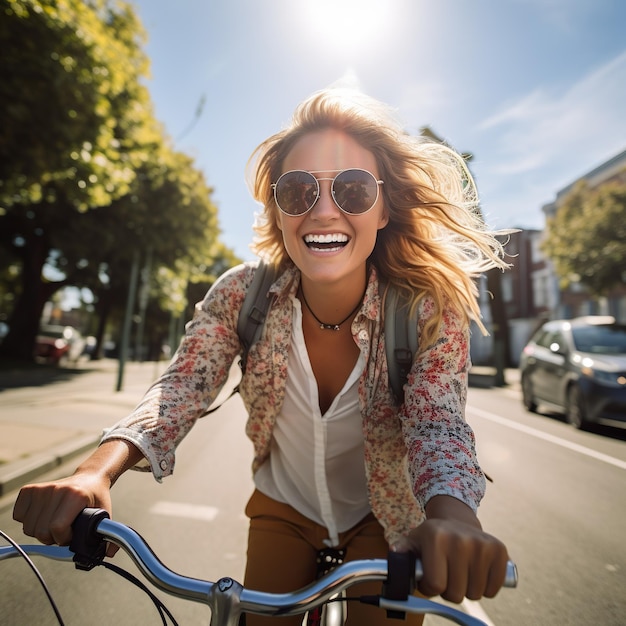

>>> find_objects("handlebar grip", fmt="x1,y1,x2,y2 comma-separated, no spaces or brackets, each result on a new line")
70,507,110,571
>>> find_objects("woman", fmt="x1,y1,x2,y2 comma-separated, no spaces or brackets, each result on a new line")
14,88,511,625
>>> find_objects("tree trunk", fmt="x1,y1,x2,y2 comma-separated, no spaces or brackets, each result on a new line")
0,236,56,361
91,287,112,360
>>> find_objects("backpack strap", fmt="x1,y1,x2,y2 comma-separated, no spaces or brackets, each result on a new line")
236,260,278,373
383,284,419,403
203,261,277,416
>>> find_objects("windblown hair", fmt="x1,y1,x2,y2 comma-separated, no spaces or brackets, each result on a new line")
247,88,510,348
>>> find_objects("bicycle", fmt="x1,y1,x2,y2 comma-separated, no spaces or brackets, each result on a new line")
1,508,518,626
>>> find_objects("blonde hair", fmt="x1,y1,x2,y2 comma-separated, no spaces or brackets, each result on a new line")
248,88,509,348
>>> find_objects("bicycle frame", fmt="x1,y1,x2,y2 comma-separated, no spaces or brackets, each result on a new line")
0,509,518,626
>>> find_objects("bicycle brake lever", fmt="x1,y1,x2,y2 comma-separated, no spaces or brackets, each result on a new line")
70,507,110,571
382,550,416,619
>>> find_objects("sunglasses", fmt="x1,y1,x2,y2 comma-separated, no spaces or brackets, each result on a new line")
272,168,383,216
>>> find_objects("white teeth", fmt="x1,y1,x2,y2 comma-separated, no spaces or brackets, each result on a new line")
304,233,349,244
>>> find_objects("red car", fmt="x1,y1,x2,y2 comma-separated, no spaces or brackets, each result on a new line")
34,325,85,365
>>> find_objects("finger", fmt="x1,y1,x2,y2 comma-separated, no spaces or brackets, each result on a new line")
13,487,33,523
440,544,469,604
416,532,448,598
46,488,96,546
19,487,54,542
484,547,509,598
465,547,490,601
30,489,66,546
106,542,120,558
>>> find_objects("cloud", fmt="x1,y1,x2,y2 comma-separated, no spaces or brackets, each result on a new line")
477,50,626,176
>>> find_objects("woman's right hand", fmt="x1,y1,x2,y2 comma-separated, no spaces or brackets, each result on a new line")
13,439,144,556
13,470,113,551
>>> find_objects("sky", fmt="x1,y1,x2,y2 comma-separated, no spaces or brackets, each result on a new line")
130,0,626,262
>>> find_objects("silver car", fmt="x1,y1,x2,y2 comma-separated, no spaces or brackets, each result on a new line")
519,316,626,429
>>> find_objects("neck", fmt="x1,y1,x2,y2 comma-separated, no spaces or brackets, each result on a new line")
299,275,367,331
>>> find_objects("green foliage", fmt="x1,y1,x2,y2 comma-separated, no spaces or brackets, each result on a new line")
0,0,153,208
0,0,240,360
542,176,626,296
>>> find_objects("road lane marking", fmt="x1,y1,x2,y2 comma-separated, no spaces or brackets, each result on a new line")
469,407,626,471
149,501,219,521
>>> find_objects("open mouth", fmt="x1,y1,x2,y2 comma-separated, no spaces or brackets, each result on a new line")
304,233,349,251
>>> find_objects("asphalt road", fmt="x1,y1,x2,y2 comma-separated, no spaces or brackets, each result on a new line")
1,369,625,625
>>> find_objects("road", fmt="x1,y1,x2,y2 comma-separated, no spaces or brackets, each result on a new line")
1,377,625,624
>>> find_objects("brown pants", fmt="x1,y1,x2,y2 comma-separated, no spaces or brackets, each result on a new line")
243,490,424,626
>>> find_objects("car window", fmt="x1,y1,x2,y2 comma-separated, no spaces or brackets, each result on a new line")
535,329,566,352
572,325,626,354
533,330,551,348
548,331,568,354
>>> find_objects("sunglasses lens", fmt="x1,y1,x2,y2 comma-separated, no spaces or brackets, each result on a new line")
275,171,318,215
333,169,379,214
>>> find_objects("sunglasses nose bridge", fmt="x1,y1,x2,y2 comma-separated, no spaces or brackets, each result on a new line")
314,177,345,217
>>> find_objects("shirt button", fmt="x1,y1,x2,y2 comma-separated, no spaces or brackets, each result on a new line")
159,459,168,471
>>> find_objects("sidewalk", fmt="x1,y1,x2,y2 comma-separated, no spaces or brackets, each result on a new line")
0,359,166,497
0,359,520,498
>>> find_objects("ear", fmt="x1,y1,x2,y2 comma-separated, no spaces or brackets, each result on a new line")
377,207,389,230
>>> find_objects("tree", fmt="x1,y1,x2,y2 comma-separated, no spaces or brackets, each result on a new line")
0,0,161,359
0,0,239,362
84,146,233,359
542,177,626,297
0,0,153,204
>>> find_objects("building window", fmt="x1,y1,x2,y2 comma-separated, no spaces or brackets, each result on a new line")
501,273,513,303
531,235,543,263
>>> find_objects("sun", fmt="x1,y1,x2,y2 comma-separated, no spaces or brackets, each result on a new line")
301,0,391,54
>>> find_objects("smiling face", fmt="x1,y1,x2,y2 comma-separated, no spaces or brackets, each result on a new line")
277,128,388,290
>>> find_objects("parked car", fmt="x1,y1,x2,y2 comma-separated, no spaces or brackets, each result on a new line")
34,325,86,365
519,316,626,429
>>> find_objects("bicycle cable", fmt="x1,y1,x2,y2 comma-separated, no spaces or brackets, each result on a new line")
100,561,179,626
1,529,179,625
0,529,65,626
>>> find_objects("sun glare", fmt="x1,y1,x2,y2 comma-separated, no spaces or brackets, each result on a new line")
302,0,391,54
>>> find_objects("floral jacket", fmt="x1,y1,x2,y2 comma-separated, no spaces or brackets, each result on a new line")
103,262,486,545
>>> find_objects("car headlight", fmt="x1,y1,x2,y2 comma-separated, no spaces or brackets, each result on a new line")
581,366,626,387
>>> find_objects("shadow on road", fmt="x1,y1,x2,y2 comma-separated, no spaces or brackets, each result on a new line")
537,408,626,442
0,359,103,391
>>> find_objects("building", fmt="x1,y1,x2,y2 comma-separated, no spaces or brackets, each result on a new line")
495,148,626,366
541,148,626,323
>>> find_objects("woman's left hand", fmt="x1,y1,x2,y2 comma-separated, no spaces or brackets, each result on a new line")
392,498,509,603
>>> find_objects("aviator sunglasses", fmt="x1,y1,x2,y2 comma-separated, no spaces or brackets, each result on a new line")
272,168,383,216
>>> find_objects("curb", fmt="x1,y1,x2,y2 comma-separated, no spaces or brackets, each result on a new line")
0,434,101,498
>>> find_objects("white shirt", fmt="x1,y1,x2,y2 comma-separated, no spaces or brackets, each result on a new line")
254,298,370,546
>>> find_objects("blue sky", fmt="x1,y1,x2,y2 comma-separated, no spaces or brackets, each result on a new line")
131,0,626,262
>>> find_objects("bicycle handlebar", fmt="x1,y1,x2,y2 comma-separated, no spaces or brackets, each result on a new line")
1,508,518,626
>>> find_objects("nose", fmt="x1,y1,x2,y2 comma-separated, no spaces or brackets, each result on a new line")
310,179,341,220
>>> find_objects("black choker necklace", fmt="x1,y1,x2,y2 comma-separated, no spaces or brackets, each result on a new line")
300,287,363,331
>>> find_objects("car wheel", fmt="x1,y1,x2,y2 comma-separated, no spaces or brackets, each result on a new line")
566,384,591,430
521,374,538,413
